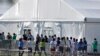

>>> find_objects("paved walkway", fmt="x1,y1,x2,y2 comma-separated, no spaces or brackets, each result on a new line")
0,48,100,56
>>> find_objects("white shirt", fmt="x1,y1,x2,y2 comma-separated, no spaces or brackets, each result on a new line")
70,39,73,48
50,41,57,48
27,40,33,48
66,40,70,47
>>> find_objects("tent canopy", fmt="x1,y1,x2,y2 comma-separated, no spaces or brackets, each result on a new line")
0,0,100,22
64,0,100,22
0,0,85,22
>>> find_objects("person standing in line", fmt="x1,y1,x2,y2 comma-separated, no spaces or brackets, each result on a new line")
65,37,71,56
44,35,48,51
34,34,41,56
6,32,12,40
50,38,57,56
12,33,17,40
18,38,24,56
0,33,3,41
48,35,52,43
63,37,66,56
59,37,66,56
78,39,84,55
23,35,28,49
56,37,60,56
92,38,98,53
69,37,73,55
28,32,34,41
12,33,17,48
6,32,12,49
44,35,48,43
0,33,3,48
40,34,44,39
71,38,76,56
83,37,87,54
1,32,5,40
28,38,33,56
53,34,56,39
39,38,47,56
74,39,78,56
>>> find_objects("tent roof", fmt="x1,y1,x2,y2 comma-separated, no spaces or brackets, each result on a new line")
1,0,100,22
64,0,100,9
78,9,100,18
0,0,85,22
64,0,100,22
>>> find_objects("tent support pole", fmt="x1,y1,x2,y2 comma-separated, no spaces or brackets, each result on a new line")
60,22,62,37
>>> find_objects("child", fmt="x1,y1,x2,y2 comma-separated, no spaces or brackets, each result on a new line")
34,34,41,56
50,38,57,56
92,38,98,53
28,38,33,56
18,38,24,56
39,38,47,56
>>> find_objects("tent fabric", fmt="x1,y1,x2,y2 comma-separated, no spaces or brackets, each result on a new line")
62,23,85,39
64,0,100,22
0,1,13,17
0,0,100,22
0,0,37,20
64,0,100,9
0,0,84,22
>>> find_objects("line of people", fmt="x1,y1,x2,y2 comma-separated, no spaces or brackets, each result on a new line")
18,34,98,56
0,31,98,56
0,32,17,40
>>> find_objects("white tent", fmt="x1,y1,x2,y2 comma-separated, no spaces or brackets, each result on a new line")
0,0,100,52
0,0,85,40
0,0,85,21
64,0,100,52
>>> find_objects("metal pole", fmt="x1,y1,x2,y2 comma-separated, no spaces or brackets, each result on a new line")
37,22,40,34
37,0,39,34
60,22,62,37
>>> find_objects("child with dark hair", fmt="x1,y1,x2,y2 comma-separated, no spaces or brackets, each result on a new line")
56,37,60,47
56,37,60,56
75,39,78,56
39,38,47,56
66,37,71,56
59,37,66,56
83,37,87,54
92,38,98,53
28,38,33,56
78,39,84,55
7,32,12,40
18,38,24,56
44,35,48,43
50,38,57,56
70,37,73,55
34,34,41,56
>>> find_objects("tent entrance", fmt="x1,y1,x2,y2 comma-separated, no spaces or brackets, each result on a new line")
42,27,54,37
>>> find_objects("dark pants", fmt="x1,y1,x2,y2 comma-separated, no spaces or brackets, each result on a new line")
19,47,24,56
28,47,32,53
40,47,47,56
59,46,64,53
28,47,32,56
93,49,97,53
34,46,41,56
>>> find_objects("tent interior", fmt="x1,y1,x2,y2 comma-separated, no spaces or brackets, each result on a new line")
0,0,100,52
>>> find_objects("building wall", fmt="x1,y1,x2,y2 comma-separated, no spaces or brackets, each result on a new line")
85,23,100,52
